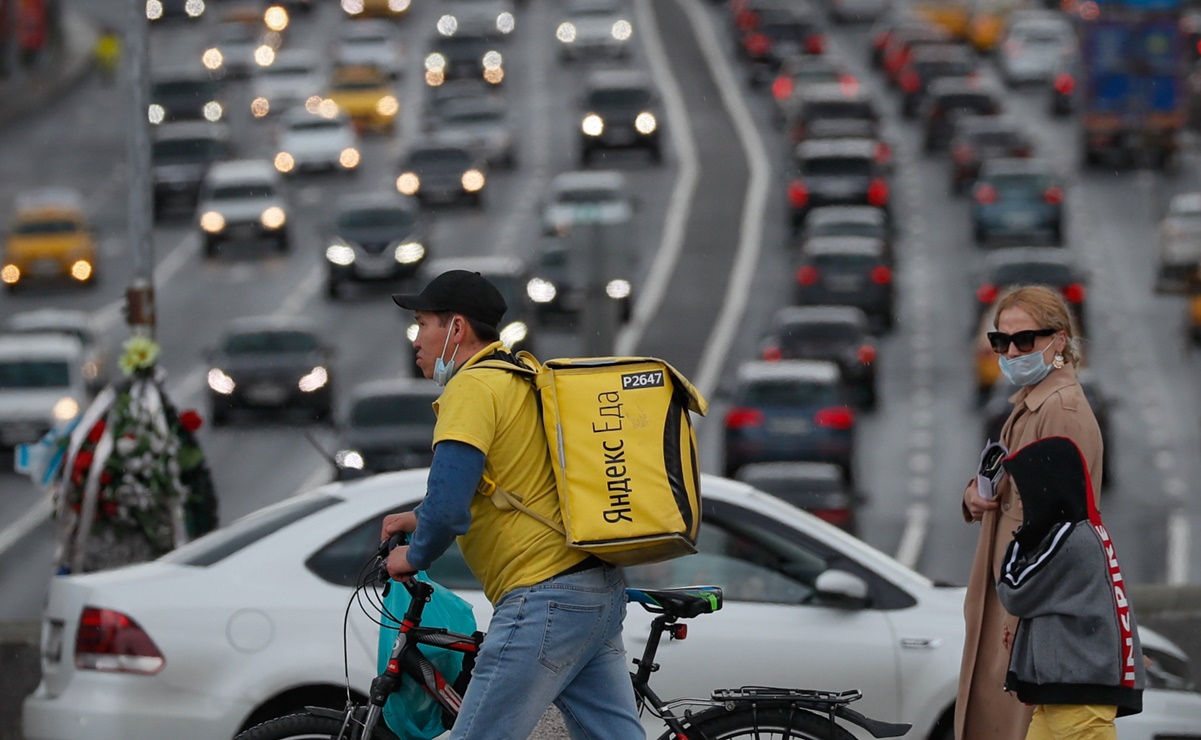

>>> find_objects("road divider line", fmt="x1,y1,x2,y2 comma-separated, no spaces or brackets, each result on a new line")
615,0,699,357
674,0,772,400
1169,510,1189,586
896,503,930,570
0,496,52,558
96,231,201,334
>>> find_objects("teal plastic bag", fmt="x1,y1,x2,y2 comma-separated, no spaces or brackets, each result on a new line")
376,573,477,740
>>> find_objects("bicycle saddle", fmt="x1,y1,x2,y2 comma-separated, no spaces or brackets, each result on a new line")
626,586,723,618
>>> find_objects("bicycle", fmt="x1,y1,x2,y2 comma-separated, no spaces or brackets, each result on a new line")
236,535,911,740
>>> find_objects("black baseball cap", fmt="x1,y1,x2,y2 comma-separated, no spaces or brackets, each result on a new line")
391,270,507,328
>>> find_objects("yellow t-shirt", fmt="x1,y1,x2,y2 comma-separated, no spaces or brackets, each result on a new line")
433,342,585,603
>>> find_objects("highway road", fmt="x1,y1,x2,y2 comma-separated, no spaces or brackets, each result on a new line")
2,0,1200,626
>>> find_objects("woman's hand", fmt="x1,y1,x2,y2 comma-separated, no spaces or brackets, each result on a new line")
964,478,999,522
386,545,418,582
380,511,418,541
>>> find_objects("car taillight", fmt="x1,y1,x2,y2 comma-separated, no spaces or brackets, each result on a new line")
977,283,999,305
870,265,892,285
805,34,825,54
772,75,794,101
900,70,920,93
867,178,889,206
763,345,783,361
788,181,809,208
873,32,888,49
814,507,854,529
815,406,855,430
1054,73,1075,95
874,141,892,164
725,407,765,429
974,184,997,205
1062,282,1086,303
857,344,876,363
952,144,974,163
736,10,756,31
796,265,818,285
75,607,165,674
1044,186,1064,205
1014,145,1032,157
747,32,771,56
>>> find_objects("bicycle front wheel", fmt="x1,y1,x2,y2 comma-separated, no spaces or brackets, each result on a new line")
658,705,857,740
236,712,397,740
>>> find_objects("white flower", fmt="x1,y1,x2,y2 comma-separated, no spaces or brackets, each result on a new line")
115,436,138,456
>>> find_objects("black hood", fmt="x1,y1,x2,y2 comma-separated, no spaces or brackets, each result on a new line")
1003,436,1095,546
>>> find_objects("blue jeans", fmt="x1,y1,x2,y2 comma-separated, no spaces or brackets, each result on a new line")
450,564,645,740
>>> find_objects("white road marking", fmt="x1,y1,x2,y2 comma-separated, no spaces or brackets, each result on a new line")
896,503,930,570
0,496,52,556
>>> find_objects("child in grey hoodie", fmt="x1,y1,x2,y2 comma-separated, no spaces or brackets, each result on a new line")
997,436,1145,739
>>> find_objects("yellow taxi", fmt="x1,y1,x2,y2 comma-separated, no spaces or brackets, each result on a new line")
966,0,1027,52
324,64,400,134
913,0,971,39
973,310,1003,404
340,0,412,19
1189,289,1201,345
2,189,98,291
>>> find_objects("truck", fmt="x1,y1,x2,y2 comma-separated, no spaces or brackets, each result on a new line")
1076,0,1187,169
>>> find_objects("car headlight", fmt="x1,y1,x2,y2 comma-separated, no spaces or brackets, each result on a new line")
261,206,287,229
203,101,223,122
207,368,235,394
394,241,425,264
437,14,458,35
146,0,163,20
326,241,356,265
305,95,324,114
425,53,447,72
483,50,503,70
200,211,225,233
557,22,576,43
53,397,80,422
255,45,276,67
202,48,223,70
527,277,557,303
396,172,420,195
185,0,205,17
406,323,419,342
70,260,92,282
298,365,329,392
635,112,657,134
582,113,604,136
500,321,528,347
376,95,399,116
274,151,295,173
341,0,364,14
462,169,485,192
1,265,19,284
612,19,633,40
147,103,165,125
264,5,288,31
1143,646,1196,691
496,11,515,34
251,96,270,118
606,279,631,299
335,449,365,469
389,0,410,11
340,147,361,169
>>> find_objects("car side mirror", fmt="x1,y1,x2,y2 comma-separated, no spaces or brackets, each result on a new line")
814,569,870,609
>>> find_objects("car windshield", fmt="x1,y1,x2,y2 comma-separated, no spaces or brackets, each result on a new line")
939,93,995,112
218,23,257,43
408,149,471,168
745,475,842,496
437,36,494,57
803,157,873,176
992,261,1073,286
165,494,341,566
739,379,839,406
344,34,388,46
918,59,973,77
12,219,80,236
779,322,859,342
588,87,652,107
338,207,416,231
970,130,1022,147
810,220,885,238
332,78,385,92
812,253,882,269
557,187,621,204
8,326,90,345
208,183,274,200
223,330,318,354
351,394,437,427
805,100,873,120
0,360,70,388
289,118,344,133
986,172,1052,196
443,108,503,125
154,137,226,162
153,80,219,98
263,64,313,79
762,19,816,41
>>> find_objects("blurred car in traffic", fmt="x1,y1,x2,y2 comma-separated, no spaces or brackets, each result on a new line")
733,461,861,533
3,309,109,394
769,54,855,126
867,12,934,69
431,94,517,169
973,246,1089,337
786,138,892,230
340,0,412,19
948,115,1034,193
826,0,889,24
324,63,400,134
527,239,634,324
395,136,488,208
1048,53,1077,117
723,359,856,480
0,334,87,452
997,11,1075,86
333,379,438,480
273,107,361,176
794,236,895,331
897,43,977,118
785,81,878,145
147,0,207,21
554,0,635,62
971,158,1064,246
334,19,403,80
579,69,664,165
424,24,506,87
2,188,98,291
880,22,955,86
148,70,224,126
539,169,633,237
439,0,517,37
250,48,324,119
921,77,1003,153
205,316,335,426
970,310,1004,404
204,8,282,80
196,159,291,257
1154,191,1201,293
759,305,879,408
422,78,500,131
738,3,826,87
799,205,893,257
152,122,234,220
324,191,429,300
402,256,538,376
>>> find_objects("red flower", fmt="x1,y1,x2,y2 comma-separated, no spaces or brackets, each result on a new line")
86,421,106,443
74,450,94,472
179,409,203,432
100,470,113,486
101,502,118,518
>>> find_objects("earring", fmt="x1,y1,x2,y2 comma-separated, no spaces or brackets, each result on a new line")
1052,353,1065,369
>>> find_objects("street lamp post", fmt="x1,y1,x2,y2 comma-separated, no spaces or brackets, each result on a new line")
125,0,156,336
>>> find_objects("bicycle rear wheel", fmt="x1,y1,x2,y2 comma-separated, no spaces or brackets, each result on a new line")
236,712,397,740
658,705,857,740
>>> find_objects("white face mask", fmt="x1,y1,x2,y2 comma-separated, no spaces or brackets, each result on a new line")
432,319,460,386
998,347,1054,387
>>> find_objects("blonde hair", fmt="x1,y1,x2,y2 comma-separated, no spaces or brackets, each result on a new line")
992,285,1082,365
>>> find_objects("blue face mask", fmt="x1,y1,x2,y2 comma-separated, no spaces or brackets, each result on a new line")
998,347,1053,387
432,320,460,387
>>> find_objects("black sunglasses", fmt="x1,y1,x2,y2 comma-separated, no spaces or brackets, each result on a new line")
987,328,1057,354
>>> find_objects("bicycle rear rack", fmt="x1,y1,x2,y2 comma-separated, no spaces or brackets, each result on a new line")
711,687,863,706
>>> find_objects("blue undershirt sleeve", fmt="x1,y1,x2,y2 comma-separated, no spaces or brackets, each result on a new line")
406,440,486,571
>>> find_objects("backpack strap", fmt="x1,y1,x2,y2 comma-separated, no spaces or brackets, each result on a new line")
476,473,565,536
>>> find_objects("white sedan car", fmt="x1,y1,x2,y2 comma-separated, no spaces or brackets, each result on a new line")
273,107,361,175
250,48,325,120
23,472,1201,740
334,20,403,80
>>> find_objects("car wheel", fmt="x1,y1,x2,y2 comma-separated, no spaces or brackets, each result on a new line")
204,237,220,258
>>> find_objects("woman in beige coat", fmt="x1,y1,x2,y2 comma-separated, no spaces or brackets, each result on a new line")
955,285,1104,740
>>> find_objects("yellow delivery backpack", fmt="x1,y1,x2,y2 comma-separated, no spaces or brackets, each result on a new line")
471,352,708,566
